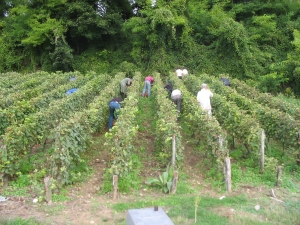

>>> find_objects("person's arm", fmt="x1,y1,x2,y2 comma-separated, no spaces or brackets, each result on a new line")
196,92,200,102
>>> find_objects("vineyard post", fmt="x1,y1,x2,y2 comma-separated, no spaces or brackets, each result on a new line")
113,175,118,200
172,134,176,169
1,145,8,188
171,171,178,194
225,157,232,192
44,176,52,205
218,135,224,170
3,174,8,189
276,166,282,187
260,129,265,173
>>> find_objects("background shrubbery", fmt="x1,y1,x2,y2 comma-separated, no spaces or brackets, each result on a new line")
0,0,300,95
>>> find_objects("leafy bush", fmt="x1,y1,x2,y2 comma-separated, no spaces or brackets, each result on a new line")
72,48,110,74
257,72,288,94
146,167,174,193
11,173,31,188
114,61,138,78
49,39,74,72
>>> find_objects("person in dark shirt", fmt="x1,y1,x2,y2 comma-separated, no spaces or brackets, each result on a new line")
108,97,123,129
221,78,230,86
164,81,173,98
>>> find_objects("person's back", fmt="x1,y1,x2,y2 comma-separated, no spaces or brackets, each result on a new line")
182,67,188,76
66,88,78,96
175,67,183,78
110,97,123,104
120,78,131,86
197,84,213,112
145,76,154,83
108,97,123,129
171,89,182,113
142,76,154,97
221,78,230,86
120,78,132,97
164,81,173,96
171,89,181,98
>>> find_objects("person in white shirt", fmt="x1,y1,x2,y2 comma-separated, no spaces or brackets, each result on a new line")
175,67,183,79
196,83,213,116
171,89,182,113
182,67,188,77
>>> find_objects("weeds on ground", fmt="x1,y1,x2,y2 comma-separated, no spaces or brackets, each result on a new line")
136,96,157,134
0,218,42,225
113,194,248,225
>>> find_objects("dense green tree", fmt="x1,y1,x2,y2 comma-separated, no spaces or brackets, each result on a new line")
0,0,10,19
50,37,74,72
122,0,196,73
0,0,300,95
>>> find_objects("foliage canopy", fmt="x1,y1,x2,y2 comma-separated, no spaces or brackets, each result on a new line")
0,0,300,94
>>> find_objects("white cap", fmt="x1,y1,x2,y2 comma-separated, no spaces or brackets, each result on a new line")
201,83,207,88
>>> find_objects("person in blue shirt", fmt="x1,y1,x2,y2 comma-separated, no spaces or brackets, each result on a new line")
108,97,123,129
66,88,78,95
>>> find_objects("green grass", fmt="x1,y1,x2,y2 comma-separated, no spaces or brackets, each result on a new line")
52,190,70,202
0,218,42,225
38,204,66,216
136,96,157,133
101,153,143,193
113,195,248,225
275,93,300,107
2,186,29,197
112,192,300,225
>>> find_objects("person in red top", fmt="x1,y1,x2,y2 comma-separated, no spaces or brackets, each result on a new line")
142,76,154,97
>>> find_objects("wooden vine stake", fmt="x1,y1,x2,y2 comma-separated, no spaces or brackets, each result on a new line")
260,129,265,173
3,174,8,189
218,135,224,171
44,176,52,205
113,175,118,200
171,171,178,194
172,134,176,170
1,145,8,189
224,157,232,193
276,166,282,187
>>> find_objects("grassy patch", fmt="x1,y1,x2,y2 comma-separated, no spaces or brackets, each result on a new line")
0,218,42,225
113,194,248,225
136,96,157,133
38,204,66,216
2,186,29,197
101,153,143,193
52,189,70,202
113,192,300,225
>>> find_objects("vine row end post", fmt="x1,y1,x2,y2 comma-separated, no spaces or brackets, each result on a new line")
260,129,265,173
113,175,118,200
224,157,232,193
